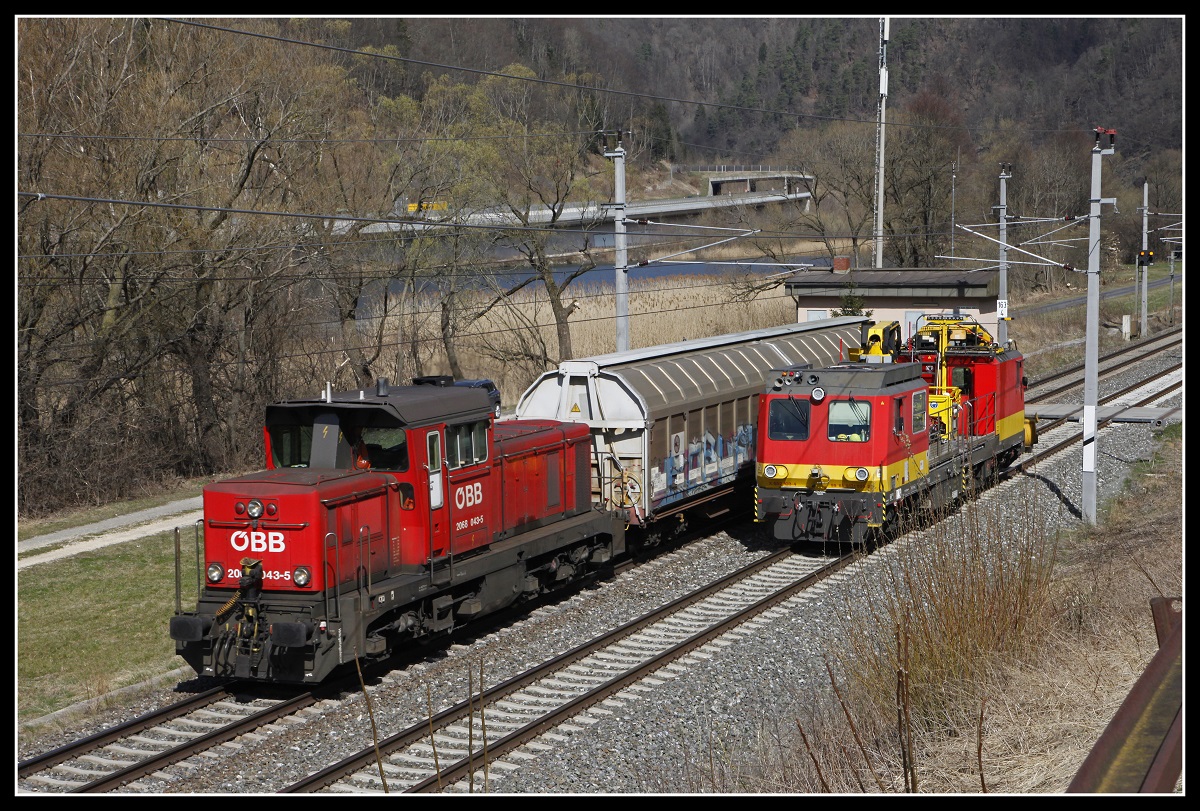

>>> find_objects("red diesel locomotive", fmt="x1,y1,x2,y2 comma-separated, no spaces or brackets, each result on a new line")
754,315,1037,545
171,378,624,683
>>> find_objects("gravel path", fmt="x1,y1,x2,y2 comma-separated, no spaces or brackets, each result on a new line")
19,499,202,551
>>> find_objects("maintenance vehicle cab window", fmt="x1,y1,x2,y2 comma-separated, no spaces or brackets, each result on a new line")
767,399,810,441
828,400,871,442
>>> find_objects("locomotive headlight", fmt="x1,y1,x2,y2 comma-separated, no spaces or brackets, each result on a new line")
763,464,777,479
763,464,787,479
206,562,225,583
293,567,311,587
853,467,870,482
247,499,265,519
811,387,825,402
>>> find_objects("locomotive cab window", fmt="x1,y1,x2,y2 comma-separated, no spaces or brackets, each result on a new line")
445,420,489,469
894,397,905,434
268,412,354,468
360,426,409,471
267,412,410,472
912,391,927,433
828,400,870,442
767,399,810,441
952,366,974,398
270,424,312,468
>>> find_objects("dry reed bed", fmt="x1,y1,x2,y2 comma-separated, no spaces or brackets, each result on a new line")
388,273,798,400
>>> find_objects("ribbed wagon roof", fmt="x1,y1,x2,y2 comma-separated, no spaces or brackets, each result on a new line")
516,318,868,424
606,320,863,414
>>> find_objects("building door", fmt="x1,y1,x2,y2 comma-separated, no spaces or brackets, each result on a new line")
904,310,924,342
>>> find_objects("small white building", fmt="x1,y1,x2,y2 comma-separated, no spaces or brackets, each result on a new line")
785,267,1000,341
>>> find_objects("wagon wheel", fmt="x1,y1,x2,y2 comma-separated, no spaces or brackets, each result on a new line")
613,474,642,507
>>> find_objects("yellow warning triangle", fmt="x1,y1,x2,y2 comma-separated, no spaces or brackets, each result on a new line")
570,403,581,413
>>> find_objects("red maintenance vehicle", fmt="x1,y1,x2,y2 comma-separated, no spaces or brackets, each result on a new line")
754,315,1037,545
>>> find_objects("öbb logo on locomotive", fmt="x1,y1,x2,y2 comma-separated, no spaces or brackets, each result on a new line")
170,318,1036,684
229,529,286,553
455,482,483,509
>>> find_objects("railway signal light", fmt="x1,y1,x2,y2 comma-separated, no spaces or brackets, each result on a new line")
1138,249,1154,266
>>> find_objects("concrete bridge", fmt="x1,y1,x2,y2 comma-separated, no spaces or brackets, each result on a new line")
671,164,813,196
358,171,812,236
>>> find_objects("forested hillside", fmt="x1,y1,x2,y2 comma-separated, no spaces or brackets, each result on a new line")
16,17,1183,515
363,18,1182,167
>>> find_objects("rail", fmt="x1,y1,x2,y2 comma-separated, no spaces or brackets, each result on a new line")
1068,597,1182,793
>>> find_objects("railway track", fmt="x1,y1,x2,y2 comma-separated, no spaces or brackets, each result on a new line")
292,350,1181,795
1017,362,1181,466
282,547,853,793
16,513,891,794
1024,327,1181,403
16,683,319,792
16,510,753,794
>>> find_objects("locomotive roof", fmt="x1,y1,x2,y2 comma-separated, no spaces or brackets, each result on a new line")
783,268,997,297
266,383,491,427
769,360,925,395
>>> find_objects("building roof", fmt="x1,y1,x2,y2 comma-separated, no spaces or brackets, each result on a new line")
785,268,997,299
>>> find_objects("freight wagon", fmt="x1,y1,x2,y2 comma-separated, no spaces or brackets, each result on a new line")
515,318,868,540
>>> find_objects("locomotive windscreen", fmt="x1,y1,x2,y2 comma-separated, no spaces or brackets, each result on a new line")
267,407,409,470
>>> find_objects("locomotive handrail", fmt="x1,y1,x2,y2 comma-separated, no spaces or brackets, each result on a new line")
323,531,340,623
320,482,391,508
173,522,205,614
424,463,437,587
205,519,309,530
174,527,182,613
357,523,372,600
972,391,995,434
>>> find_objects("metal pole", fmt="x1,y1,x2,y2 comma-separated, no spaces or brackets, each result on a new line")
1169,248,1175,326
606,133,630,352
997,164,1011,346
950,158,956,258
873,17,889,269
1141,182,1150,336
1082,128,1117,525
